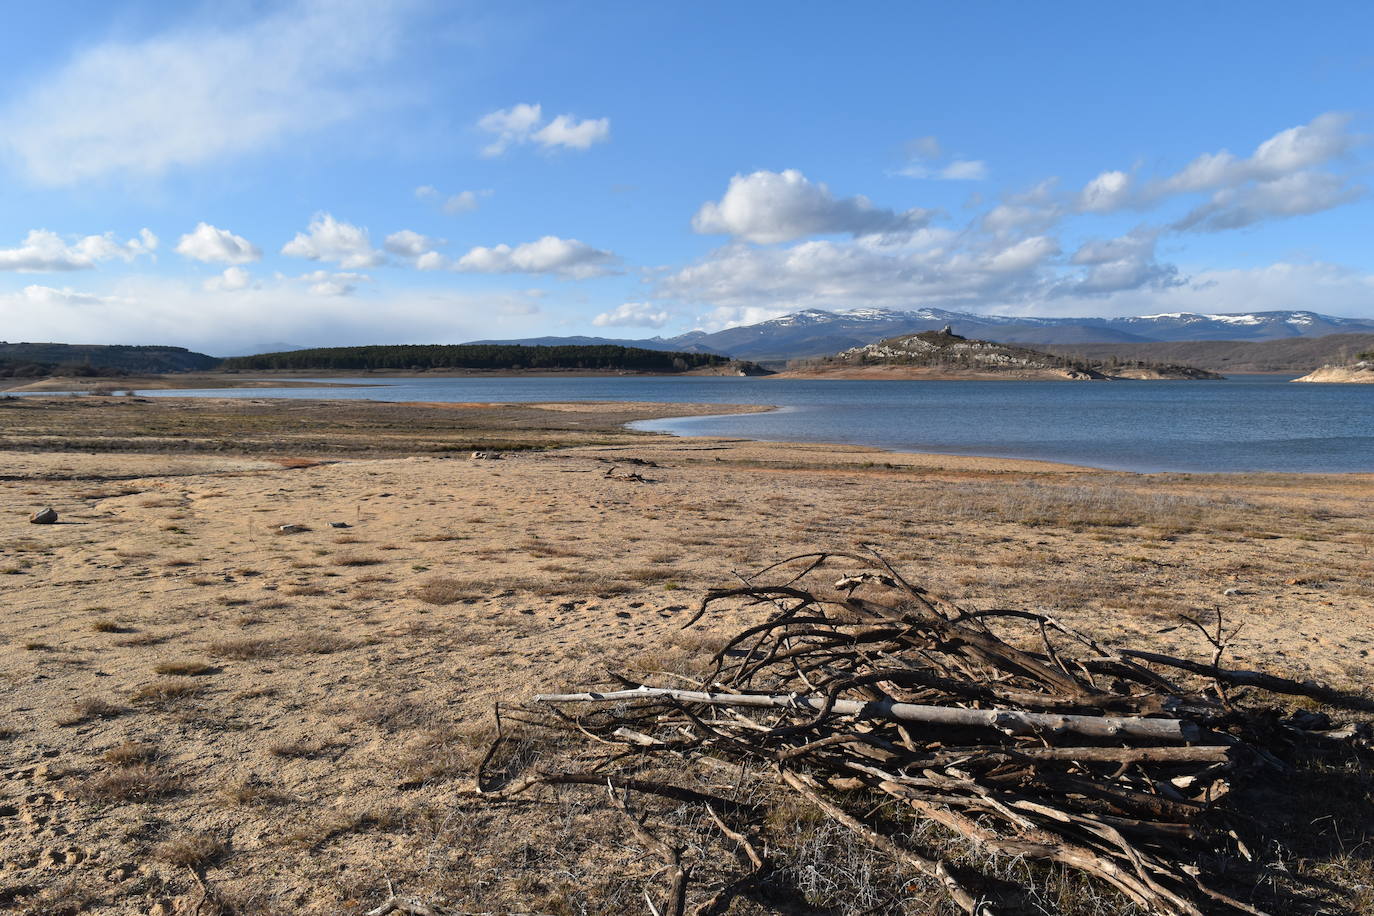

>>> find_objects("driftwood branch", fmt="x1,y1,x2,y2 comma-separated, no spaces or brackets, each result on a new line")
536,686,1201,742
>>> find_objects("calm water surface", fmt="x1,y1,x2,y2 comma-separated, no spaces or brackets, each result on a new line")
108,374,1374,473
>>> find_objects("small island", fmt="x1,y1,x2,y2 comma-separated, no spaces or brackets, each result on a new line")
776,326,1223,380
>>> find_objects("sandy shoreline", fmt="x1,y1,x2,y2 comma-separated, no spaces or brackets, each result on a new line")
2,397,1372,913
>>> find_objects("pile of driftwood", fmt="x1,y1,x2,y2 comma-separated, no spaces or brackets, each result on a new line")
475,552,1373,915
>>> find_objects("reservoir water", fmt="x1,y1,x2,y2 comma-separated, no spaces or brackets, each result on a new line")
83,374,1373,474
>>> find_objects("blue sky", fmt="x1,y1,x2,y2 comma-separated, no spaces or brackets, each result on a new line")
1,1,1371,354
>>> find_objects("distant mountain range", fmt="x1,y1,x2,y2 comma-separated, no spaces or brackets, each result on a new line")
472,308,1374,363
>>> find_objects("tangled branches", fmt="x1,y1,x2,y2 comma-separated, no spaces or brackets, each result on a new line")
478,551,1373,915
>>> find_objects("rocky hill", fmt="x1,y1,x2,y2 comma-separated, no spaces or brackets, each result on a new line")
781,328,1222,380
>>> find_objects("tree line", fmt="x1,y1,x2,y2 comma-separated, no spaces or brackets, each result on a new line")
220,344,730,372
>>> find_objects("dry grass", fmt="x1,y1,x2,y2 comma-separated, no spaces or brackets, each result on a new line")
332,553,384,566
71,765,181,802
208,637,282,659
129,678,204,705
102,740,158,765
88,619,125,633
220,777,292,807
152,659,214,676
412,577,485,605
55,696,124,726
153,831,226,868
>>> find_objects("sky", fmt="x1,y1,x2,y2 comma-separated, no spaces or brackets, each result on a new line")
1,1,1372,355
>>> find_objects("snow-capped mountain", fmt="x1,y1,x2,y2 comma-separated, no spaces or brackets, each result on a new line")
471,308,1374,362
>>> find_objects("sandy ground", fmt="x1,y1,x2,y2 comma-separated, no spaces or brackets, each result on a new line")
2,399,1373,913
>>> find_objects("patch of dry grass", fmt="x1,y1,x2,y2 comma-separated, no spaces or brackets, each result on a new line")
102,740,158,765
71,765,181,802
153,831,226,868
55,696,125,726
152,659,214,676
412,577,485,605
129,678,204,705
332,553,384,566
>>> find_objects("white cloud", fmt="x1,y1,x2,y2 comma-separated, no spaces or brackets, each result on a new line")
300,269,370,297
415,186,491,214
692,305,797,332
175,222,261,264
0,0,407,185
416,251,449,271
383,230,439,258
13,284,118,307
477,103,610,156
281,213,385,269
593,302,672,328
1077,170,1132,213
0,228,156,272
987,235,1059,273
444,190,489,214
659,228,1056,312
1172,171,1364,232
454,236,619,278
895,137,987,181
1160,112,1355,196
477,103,544,156
205,266,251,292
1060,231,1177,295
533,114,610,150
938,160,988,181
0,275,549,354
693,169,933,244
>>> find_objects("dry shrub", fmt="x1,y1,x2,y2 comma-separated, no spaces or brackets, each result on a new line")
208,637,282,659
332,553,383,567
88,619,125,633
103,740,158,765
163,558,196,567
153,831,226,868
293,632,357,655
412,577,485,605
152,659,214,676
220,777,291,807
72,765,181,802
129,678,204,705
56,696,124,726
284,584,328,596
113,632,169,648
268,738,328,759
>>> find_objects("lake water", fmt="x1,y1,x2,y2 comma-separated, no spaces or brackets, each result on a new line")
91,373,1374,474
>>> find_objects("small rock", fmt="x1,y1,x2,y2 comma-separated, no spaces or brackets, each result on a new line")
329,521,351,529
1222,587,1245,597
470,451,502,460
278,524,309,534
29,507,58,524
